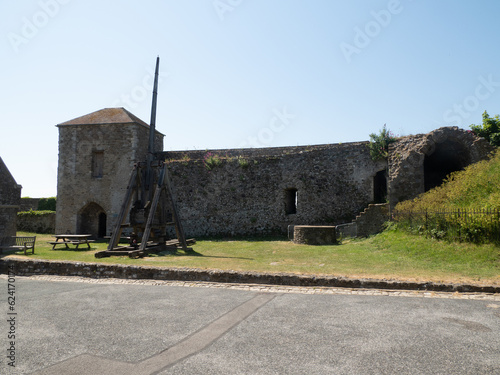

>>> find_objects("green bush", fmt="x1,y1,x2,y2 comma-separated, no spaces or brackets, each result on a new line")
470,111,500,147
392,209,499,244
38,197,56,211
237,156,249,169
368,124,397,161
393,149,500,244
18,210,55,217
203,152,222,171
396,149,500,212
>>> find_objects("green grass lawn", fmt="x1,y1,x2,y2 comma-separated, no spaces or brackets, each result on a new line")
3,230,499,286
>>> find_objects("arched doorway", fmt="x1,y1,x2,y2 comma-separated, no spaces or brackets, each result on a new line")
78,203,107,238
424,140,471,191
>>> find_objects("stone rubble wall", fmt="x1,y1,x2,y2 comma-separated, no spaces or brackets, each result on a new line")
0,157,21,237
163,142,386,237
388,127,494,208
19,198,40,212
17,212,56,234
2,258,499,293
55,123,163,235
293,225,337,245
53,121,493,240
353,203,389,237
0,207,19,238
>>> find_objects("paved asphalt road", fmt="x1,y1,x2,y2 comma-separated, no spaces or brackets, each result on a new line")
1,276,499,375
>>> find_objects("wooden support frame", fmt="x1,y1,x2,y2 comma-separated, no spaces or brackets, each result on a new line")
140,162,188,251
95,57,193,258
107,167,139,251
98,161,190,258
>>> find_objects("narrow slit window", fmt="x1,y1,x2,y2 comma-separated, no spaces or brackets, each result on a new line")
285,188,297,215
92,151,104,178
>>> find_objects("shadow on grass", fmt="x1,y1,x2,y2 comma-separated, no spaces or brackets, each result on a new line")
50,247,95,252
0,251,31,258
196,235,287,242
155,249,253,261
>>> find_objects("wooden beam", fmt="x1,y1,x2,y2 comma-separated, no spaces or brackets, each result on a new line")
162,163,189,251
107,167,138,250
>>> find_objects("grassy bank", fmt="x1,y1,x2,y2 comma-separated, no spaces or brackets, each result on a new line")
4,230,499,286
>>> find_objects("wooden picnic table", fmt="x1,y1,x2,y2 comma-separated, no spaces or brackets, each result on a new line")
49,234,95,250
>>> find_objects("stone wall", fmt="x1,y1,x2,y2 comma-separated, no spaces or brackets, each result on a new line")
19,198,39,212
55,108,494,241
17,212,56,234
162,142,387,237
293,226,337,245
0,157,22,237
354,203,389,237
388,127,494,208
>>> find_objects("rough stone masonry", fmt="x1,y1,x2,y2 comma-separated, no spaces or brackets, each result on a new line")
55,107,494,238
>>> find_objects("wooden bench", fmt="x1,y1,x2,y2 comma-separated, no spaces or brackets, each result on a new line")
0,236,36,255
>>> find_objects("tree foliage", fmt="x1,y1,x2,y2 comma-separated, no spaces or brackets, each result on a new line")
470,111,500,147
368,124,397,161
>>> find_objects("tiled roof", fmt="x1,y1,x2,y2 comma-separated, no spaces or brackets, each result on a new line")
58,108,150,128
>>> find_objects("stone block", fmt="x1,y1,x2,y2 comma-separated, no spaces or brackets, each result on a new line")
293,225,337,245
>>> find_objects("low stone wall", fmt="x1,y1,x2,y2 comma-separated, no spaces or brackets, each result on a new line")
293,226,337,245
1,258,499,293
17,212,56,234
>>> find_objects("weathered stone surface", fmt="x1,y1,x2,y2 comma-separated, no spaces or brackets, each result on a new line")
2,258,499,294
0,157,21,237
17,212,55,234
354,203,389,237
293,225,337,245
162,143,386,237
388,127,494,208
19,198,39,211
54,107,493,241
55,108,163,237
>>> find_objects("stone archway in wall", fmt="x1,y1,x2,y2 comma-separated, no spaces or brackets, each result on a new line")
388,127,494,208
78,202,107,238
423,139,471,191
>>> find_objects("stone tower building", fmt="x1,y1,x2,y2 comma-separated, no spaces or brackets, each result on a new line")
55,108,163,237
0,157,22,237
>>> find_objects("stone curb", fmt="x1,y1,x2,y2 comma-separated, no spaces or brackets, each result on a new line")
1,258,499,294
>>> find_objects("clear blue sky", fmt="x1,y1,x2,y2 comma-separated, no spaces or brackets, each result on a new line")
2,0,500,197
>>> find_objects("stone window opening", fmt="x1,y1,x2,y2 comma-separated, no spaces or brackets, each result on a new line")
92,151,104,178
373,170,387,203
285,188,298,215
